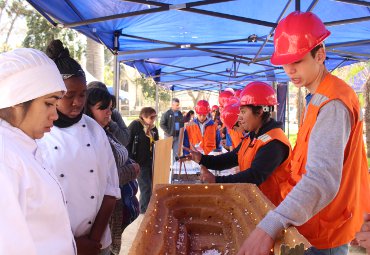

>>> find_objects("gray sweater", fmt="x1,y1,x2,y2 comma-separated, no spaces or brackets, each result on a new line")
108,109,130,147
258,99,351,239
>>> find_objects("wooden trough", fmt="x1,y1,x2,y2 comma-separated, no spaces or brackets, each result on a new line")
129,184,310,255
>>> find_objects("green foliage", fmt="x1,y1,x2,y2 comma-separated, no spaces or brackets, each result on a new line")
332,62,370,89
22,10,84,61
104,65,114,86
288,133,297,147
135,74,171,103
358,93,364,108
1,0,31,51
5,0,29,16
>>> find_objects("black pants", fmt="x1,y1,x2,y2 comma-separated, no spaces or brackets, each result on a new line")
137,165,152,213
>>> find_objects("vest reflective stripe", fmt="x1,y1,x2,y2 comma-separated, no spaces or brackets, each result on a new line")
291,74,370,249
186,123,217,155
237,128,293,206
258,134,272,143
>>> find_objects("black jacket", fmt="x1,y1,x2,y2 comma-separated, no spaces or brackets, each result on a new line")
127,119,159,167
160,109,184,137
199,119,289,185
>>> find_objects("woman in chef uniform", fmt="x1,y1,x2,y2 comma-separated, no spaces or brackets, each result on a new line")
0,48,76,255
37,40,120,255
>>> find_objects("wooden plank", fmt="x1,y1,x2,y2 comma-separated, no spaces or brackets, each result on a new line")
152,136,173,187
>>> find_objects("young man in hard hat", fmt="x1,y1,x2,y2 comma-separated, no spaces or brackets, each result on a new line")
237,11,370,255
183,100,222,155
186,82,293,207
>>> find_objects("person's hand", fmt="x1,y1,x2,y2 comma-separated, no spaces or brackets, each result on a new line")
183,145,202,163
75,235,101,255
355,213,370,252
236,227,274,255
200,166,215,183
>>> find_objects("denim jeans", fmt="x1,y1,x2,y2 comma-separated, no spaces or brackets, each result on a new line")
137,165,153,213
304,244,348,255
172,135,179,162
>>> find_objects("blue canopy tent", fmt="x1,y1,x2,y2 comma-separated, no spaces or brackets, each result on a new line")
26,0,370,89
26,0,370,126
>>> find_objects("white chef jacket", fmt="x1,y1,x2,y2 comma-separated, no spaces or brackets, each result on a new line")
38,115,120,249
0,120,76,255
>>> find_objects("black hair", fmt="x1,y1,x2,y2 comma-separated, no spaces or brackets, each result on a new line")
87,81,108,91
183,110,194,122
46,39,85,80
310,44,323,58
85,88,115,119
172,98,180,103
246,105,272,124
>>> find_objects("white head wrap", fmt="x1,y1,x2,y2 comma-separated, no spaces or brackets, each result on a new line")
0,48,66,109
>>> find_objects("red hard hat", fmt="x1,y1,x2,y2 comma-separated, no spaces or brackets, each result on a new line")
221,100,240,129
224,96,240,108
234,89,242,98
219,91,234,107
240,82,277,106
224,87,235,95
211,105,219,112
195,100,210,115
271,11,331,65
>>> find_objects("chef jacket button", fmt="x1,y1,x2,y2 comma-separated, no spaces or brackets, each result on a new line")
88,221,92,224
82,124,86,127
91,195,95,199
90,169,94,173
54,146,58,150
87,143,90,147
60,174,64,177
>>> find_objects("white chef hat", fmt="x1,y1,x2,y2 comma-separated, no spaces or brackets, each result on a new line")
0,48,66,109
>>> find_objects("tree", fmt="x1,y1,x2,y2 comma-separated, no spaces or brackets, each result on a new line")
359,64,370,157
86,37,104,81
0,0,8,25
22,9,84,61
187,90,211,106
0,0,30,51
364,76,370,157
296,87,306,125
135,74,171,109
104,48,114,85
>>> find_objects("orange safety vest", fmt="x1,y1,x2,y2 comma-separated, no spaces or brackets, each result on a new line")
186,123,218,155
238,128,293,206
228,128,244,149
290,73,370,249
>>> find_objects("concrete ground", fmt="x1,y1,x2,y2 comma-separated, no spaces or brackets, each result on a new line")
119,214,367,254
